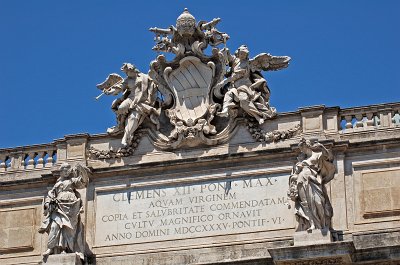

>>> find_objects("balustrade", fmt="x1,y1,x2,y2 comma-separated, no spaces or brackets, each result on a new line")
0,145,57,173
339,103,400,132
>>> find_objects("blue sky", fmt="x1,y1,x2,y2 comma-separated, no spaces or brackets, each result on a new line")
0,1,399,148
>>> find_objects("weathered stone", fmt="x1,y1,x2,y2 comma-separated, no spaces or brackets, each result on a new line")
293,228,332,246
38,163,89,261
268,241,355,265
0,8,399,265
43,253,82,265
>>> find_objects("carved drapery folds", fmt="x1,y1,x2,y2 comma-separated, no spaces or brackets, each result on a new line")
288,139,335,232
92,8,295,158
38,163,90,261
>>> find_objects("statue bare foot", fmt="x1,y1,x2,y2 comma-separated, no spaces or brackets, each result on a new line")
307,224,316,232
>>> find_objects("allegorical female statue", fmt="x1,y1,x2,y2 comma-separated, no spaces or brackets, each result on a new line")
38,163,89,260
288,138,335,232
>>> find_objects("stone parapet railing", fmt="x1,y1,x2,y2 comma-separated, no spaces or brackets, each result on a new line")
338,102,400,132
0,143,57,173
1,103,399,177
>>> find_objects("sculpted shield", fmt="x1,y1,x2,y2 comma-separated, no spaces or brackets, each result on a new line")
164,56,214,125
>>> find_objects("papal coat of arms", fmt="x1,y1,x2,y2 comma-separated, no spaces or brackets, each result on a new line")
91,9,296,158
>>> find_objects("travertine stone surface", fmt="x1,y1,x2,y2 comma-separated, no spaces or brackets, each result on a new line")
95,174,293,246
0,8,400,265
293,228,332,246
269,241,355,265
0,102,399,264
38,163,90,261
0,208,35,251
42,253,82,265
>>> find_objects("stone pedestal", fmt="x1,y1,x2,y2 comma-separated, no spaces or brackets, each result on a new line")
268,241,355,265
43,253,82,265
294,228,332,246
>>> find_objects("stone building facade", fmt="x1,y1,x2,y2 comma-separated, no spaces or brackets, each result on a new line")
0,9,399,265
1,102,399,265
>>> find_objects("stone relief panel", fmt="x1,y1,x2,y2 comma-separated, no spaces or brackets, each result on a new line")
361,169,400,218
0,208,36,252
351,157,400,227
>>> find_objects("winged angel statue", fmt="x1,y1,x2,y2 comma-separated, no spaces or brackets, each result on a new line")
94,8,292,154
217,45,290,124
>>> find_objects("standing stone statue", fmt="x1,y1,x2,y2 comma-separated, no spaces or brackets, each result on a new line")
288,138,335,232
38,163,89,260
216,45,290,124
96,63,159,150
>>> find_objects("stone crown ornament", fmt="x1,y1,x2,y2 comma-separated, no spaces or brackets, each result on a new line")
93,8,293,157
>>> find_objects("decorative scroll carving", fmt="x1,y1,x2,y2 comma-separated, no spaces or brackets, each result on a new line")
288,139,335,232
38,163,90,261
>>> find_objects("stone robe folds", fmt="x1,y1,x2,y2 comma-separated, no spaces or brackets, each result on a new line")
39,173,87,259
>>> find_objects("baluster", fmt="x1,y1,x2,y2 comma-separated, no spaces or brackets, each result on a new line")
0,154,6,172
46,150,54,167
26,152,36,169
53,150,57,164
354,114,363,128
392,112,400,125
20,154,25,168
344,115,353,129
36,151,45,169
365,112,374,127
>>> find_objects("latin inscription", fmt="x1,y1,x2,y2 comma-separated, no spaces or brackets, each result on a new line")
95,176,293,246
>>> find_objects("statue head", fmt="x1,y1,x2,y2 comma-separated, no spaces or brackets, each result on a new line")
59,163,72,179
121,63,140,78
176,8,196,37
298,138,312,155
235,45,249,60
